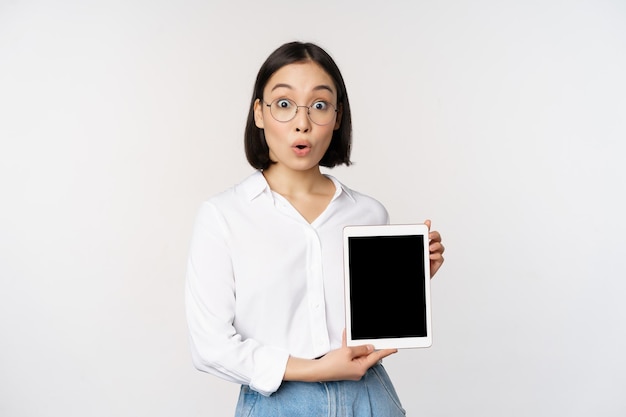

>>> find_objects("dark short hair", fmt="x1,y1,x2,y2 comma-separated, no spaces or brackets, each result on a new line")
244,41,352,170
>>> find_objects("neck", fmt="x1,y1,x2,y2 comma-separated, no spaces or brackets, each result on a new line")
262,165,327,196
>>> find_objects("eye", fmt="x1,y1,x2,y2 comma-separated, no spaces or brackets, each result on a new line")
276,99,292,109
312,101,329,111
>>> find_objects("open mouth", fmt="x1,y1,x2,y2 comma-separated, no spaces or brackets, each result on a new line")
295,145,308,149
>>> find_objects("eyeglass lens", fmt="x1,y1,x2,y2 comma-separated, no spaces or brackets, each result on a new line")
267,99,336,125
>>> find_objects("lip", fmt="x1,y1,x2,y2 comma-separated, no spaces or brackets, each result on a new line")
292,140,312,157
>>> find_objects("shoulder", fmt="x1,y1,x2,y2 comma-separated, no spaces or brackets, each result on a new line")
327,175,390,224
193,171,266,221
348,187,387,211
203,171,265,205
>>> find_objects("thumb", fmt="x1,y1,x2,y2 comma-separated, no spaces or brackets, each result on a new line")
343,329,374,357
350,344,375,358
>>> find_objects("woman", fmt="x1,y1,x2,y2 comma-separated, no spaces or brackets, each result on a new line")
186,41,445,416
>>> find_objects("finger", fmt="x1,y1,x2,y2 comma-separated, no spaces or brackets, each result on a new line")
429,230,441,243
430,245,445,260
430,253,445,278
351,344,375,358
430,252,444,261
343,329,376,357
424,219,431,231
429,241,444,255
369,348,398,362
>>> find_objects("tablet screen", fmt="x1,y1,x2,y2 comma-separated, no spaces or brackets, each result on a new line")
343,224,432,349
348,235,427,339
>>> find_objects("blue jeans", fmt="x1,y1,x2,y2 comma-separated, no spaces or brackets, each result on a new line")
234,363,406,417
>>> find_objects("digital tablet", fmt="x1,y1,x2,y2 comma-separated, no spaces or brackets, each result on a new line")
343,224,432,349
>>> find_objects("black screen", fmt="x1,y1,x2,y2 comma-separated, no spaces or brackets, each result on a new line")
348,235,427,339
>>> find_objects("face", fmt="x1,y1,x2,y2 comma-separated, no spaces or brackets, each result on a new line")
254,61,342,174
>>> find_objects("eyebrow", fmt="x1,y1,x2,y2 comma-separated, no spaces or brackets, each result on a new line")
270,83,335,94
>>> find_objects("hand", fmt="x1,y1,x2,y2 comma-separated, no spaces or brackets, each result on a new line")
316,330,397,381
424,219,445,278
283,330,397,382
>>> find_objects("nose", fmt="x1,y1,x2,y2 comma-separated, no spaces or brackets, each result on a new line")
294,106,311,132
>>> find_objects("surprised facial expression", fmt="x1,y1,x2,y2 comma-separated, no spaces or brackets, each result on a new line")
254,61,342,174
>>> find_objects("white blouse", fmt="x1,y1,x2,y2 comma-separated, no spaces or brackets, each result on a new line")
185,171,389,396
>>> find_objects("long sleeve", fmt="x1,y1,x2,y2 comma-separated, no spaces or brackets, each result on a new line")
185,201,289,396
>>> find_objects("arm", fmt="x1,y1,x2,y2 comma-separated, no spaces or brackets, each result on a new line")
185,202,289,396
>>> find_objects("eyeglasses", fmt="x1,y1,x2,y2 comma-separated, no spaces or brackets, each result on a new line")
263,98,338,126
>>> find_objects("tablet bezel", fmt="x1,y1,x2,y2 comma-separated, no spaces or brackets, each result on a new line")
343,223,432,349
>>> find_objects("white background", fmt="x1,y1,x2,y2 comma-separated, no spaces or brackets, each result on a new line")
1,0,625,416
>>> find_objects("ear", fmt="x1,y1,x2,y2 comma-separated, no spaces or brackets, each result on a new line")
334,104,343,130
254,98,264,129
